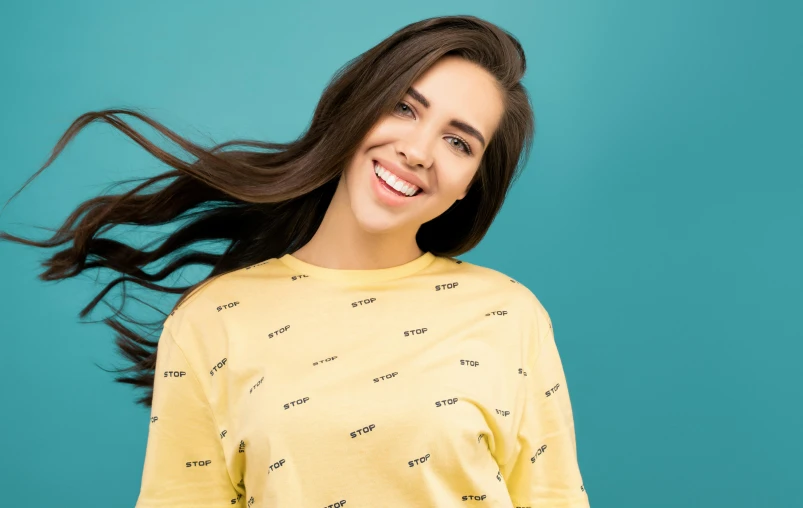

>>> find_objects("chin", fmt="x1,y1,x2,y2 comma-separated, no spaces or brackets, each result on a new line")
353,210,406,235
343,170,425,234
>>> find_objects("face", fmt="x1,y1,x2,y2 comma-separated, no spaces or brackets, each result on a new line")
339,55,505,237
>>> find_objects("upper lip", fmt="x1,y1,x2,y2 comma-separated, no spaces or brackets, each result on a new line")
373,158,428,193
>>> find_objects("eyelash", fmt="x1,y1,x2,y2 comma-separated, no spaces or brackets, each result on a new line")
393,101,473,156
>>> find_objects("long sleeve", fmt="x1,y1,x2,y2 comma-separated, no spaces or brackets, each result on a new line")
505,308,590,507
136,324,241,507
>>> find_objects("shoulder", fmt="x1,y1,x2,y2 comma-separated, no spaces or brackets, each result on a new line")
162,256,291,344
447,256,544,301
447,256,552,341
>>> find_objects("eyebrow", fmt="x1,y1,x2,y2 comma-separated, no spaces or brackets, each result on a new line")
406,87,487,149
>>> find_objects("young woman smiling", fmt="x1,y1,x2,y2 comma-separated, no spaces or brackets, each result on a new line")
0,15,590,508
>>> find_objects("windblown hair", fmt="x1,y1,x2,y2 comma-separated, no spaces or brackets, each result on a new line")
0,15,535,407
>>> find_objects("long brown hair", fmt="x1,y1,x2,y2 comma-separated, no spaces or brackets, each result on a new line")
0,15,535,407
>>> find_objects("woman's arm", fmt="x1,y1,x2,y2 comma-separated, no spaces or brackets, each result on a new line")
136,325,241,507
504,305,590,507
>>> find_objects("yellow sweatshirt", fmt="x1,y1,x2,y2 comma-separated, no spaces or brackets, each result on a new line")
135,252,590,507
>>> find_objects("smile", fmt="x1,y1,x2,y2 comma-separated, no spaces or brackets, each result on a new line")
373,162,422,197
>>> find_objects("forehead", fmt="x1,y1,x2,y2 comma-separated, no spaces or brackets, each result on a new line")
409,57,504,143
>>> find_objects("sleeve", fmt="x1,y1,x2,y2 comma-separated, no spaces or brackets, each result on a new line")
505,307,590,508
135,324,241,507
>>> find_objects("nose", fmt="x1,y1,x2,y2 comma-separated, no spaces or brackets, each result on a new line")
397,128,435,169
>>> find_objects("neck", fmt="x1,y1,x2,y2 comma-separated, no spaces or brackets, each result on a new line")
290,177,425,270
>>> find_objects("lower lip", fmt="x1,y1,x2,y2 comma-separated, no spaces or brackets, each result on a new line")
370,161,423,207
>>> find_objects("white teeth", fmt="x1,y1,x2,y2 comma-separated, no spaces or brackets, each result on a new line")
374,162,419,197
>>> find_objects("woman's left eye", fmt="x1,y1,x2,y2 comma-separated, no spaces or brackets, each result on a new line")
447,136,471,154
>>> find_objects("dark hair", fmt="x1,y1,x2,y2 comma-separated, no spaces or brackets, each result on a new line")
0,15,535,407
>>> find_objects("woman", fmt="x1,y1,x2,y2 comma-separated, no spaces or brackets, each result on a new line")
1,15,590,508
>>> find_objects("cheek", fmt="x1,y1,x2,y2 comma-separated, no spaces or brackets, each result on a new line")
340,155,366,199
361,118,395,144
436,170,477,199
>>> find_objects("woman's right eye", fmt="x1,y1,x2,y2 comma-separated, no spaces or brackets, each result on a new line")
394,101,415,118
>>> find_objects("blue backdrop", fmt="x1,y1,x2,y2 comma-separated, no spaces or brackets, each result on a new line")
1,1,800,507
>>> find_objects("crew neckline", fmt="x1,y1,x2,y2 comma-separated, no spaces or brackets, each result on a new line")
277,251,437,284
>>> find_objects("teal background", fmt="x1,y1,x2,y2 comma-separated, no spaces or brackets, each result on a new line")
1,1,801,506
